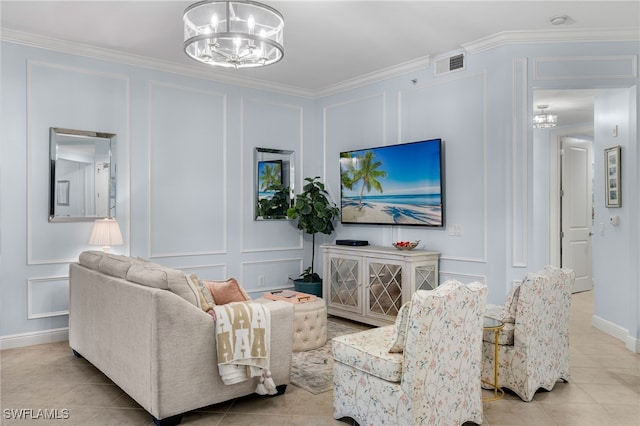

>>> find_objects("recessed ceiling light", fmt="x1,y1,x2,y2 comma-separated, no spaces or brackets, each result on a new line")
550,15,569,25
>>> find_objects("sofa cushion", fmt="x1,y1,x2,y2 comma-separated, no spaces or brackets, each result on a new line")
126,263,170,290
202,278,251,305
333,326,403,383
78,250,104,270
165,269,200,308
388,301,411,353
98,253,136,279
125,263,200,308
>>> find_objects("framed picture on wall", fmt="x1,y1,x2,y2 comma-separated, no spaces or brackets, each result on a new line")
604,145,621,208
57,180,70,206
257,160,283,199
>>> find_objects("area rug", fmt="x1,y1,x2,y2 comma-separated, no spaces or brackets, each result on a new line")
290,316,372,394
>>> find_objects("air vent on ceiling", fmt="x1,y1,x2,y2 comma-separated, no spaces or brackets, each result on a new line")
434,53,465,76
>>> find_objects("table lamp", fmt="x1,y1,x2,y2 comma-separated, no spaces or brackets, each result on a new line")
89,218,123,253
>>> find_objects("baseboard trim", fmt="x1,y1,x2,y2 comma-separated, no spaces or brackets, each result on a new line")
0,327,68,350
591,314,639,353
626,335,640,353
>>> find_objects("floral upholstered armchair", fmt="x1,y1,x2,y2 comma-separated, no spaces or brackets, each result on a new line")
481,266,575,401
332,280,487,426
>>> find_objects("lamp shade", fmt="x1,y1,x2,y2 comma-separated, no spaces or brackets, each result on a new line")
89,218,123,252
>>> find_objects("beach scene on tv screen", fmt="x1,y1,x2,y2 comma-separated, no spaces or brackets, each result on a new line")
340,140,442,226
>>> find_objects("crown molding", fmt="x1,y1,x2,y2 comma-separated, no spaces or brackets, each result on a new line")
2,27,638,99
1,28,317,98
463,27,640,54
315,55,431,99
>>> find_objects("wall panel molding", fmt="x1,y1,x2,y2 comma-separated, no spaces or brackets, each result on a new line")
26,60,130,265
148,81,227,258
322,92,387,191
534,55,637,81
398,71,488,264
27,276,69,319
177,263,227,280
240,96,305,253
439,255,488,263
512,58,528,267
242,257,304,292
439,270,486,285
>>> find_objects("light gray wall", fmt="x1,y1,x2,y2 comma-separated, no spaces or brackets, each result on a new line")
315,41,639,350
1,38,638,351
592,88,638,349
0,42,314,346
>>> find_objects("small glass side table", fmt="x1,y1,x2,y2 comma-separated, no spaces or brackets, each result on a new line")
482,316,505,402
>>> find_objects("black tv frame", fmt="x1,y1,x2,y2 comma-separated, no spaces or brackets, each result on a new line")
339,139,444,227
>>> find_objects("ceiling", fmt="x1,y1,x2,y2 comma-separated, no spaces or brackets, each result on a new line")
2,1,639,126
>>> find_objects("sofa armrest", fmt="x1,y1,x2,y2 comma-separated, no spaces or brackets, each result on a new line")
257,300,294,382
69,264,159,414
150,294,294,419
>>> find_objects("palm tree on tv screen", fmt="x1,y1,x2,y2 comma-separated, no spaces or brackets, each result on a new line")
340,152,356,191
350,151,387,209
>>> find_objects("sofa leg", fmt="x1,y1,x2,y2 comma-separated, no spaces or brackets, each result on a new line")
153,414,183,426
72,349,83,359
275,384,287,395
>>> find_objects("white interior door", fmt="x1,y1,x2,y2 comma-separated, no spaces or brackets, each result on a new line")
561,137,593,293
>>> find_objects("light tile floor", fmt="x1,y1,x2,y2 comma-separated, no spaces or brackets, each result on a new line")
1,291,638,425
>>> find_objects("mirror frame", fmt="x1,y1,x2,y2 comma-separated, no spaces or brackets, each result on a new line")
49,127,117,223
254,147,294,220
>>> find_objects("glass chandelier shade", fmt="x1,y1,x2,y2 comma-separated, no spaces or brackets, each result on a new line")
183,0,284,69
533,105,558,129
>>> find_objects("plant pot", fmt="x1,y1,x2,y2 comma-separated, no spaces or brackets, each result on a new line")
293,279,323,298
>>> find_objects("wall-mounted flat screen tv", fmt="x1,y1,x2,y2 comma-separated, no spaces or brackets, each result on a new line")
340,139,444,226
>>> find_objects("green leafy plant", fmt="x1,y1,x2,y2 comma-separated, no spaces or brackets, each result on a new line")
287,177,340,282
257,184,290,219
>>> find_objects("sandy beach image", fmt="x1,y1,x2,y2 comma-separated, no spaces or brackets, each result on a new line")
340,139,443,226
341,201,442,225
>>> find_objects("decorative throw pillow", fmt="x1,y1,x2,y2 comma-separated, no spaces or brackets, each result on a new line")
190,274,215,312
388,301,411,353
202,278,251,305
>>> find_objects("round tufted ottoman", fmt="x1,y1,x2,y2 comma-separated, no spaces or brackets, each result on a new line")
292,298,327,352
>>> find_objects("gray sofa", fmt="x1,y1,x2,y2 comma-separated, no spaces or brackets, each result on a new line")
69,251,294,426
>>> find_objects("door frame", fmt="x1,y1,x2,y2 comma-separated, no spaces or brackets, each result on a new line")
549,124,594,267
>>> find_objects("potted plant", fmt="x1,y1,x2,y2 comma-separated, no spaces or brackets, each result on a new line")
287,176,340,297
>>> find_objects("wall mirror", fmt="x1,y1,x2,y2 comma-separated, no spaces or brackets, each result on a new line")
254,147,294,220
49,127,116,222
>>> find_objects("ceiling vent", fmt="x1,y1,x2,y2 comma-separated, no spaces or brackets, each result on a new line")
434,53,465,76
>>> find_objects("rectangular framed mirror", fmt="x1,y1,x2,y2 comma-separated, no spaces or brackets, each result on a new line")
255,147,294,220
49,127,116,222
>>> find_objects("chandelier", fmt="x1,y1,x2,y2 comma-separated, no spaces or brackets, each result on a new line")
533,105,558,129
183,0,284,69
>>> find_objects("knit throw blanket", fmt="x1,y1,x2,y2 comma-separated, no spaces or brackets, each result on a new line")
213,302,277,395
